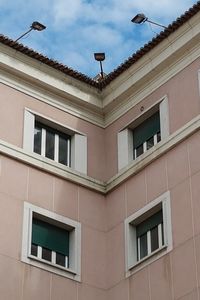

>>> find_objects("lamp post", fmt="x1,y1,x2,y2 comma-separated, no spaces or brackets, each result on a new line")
94,53,105,79
131,14,167,29
15,21,46,42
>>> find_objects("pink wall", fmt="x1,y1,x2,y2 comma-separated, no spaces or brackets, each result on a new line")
105,58,200,179
106,132,200,299
0,55,199,300
0,83,106,181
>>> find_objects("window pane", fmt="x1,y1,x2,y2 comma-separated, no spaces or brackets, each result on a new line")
31,244,38,257
133,112,160,148
56,253,66,267
157,131,161,143
42,247,52,262
135,144,143,158
45,130,55,160
151,226,159,252
34,126,42,154
59,135,70,166
32,218,69,256
147,136,154,150
139,233,148,259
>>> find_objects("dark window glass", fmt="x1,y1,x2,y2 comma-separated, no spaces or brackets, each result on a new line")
157,131,161,143
34,126,42,154
59,135,70,166
32,218,69,256
139,233,148,259
56,253,66,267
45,130,55,160
161,223,164,245
135,144,143,158
151,226,159,252
147,136,154,150
42,247,52,262
31,243,38,257
133,112,160,149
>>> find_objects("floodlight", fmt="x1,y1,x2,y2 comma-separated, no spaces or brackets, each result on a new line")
131,14,167,29
15,21,46,42
94,53,105,79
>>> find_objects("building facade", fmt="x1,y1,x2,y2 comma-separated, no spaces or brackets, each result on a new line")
0,2,200,300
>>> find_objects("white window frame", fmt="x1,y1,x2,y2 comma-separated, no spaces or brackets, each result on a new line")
124,191,172,277
23,109,87,174
118,96,169,170
21,202,81,281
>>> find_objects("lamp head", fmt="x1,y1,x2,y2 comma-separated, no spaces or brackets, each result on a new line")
31,21,46,31
94,53,105,62
131,13,147,24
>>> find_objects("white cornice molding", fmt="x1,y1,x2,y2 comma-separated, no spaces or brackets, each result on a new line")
0,140,106,193
0,68,104,127
0,43,103,108
0,114,199,194
102,14,200,126
0,13,200,128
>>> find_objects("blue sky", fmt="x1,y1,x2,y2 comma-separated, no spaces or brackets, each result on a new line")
0,0,197,78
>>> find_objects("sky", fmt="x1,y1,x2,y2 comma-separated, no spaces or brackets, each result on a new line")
0,0,198,78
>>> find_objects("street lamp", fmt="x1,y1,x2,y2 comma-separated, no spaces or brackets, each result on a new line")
94,53,105,79
15,21,46,42
131,14,167,29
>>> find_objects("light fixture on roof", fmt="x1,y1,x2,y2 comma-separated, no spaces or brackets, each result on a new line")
131,13,167,29
94,52,105,79
15,21,46,42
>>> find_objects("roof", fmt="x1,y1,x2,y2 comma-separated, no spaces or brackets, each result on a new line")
0,1,200,90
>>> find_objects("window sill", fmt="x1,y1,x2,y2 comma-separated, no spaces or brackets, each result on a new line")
22,253,81,281
129,244,167,270
28,254,77,275
125,244,171,278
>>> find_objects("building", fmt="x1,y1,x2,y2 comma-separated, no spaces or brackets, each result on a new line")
0,2,200,300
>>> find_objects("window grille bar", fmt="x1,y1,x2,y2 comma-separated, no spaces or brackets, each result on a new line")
67,139,71,167
147,230,151,255
37,245,42,259
65,256,68,268
158,223,163,248
143,141,147,153
52,251,56,264
54,134,59,163
41,128,46,157
137,237,141,261
154,133,158,145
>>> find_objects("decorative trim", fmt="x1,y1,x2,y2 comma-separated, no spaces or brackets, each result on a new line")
103,41,200,126
0,18,200,128
124,191,172,277
0,114,199,193
0,68,104,128
0,139,105,193
21,202,81,281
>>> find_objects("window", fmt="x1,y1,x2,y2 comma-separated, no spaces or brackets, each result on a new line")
124,191,172,274
23,110,87,174
133,112,161,159
34,122,71,167
21,202,81,281
118,96,169,170
136,210,163,261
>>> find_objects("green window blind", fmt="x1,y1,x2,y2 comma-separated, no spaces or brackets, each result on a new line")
136,210,162,238
133,112,160,149
32,218,69,256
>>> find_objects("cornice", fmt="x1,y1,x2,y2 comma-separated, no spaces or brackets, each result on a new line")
1,13,200,129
